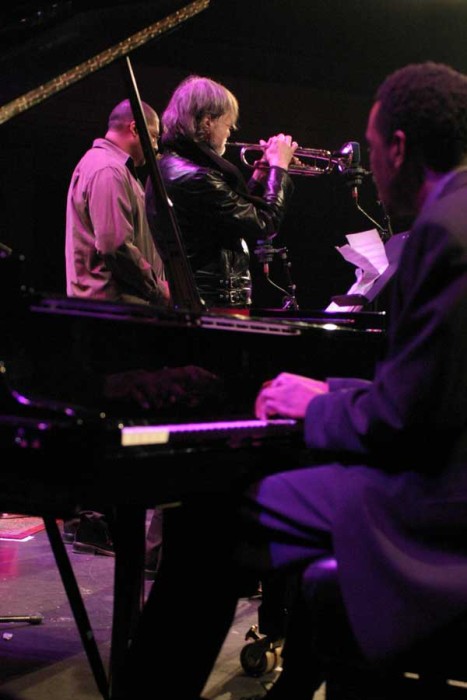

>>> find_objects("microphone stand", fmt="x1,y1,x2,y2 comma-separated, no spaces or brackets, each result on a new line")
254,235,299,311
343,163,393,242
340,157,395,313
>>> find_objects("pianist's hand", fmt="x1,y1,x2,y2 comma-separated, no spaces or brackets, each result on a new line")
255,372,329,420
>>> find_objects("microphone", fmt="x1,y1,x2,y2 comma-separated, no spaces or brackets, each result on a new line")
349,141,361,170
342,141,368,201
254,236,276,276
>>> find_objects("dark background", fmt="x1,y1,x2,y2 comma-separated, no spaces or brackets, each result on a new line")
1,0,467,310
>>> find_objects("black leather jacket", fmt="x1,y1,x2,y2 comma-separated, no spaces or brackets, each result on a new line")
146,138,294,308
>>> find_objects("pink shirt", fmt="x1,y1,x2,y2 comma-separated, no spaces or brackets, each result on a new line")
65,138,166,304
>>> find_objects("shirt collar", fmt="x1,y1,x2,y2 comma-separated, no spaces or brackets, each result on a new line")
92,137,137,177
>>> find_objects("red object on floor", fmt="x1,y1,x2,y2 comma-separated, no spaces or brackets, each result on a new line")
0,514,45,539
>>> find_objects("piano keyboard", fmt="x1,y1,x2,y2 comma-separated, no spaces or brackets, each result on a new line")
120,417,298,447
0,412,301,456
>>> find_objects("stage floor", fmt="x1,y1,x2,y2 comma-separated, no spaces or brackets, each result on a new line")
0,513,296,700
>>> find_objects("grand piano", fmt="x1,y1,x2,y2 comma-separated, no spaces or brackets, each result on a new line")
0,2,388,698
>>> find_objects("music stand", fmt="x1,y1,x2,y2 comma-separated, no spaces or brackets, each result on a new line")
330,231,409,310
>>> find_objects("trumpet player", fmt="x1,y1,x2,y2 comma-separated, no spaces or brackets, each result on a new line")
145,74,298,310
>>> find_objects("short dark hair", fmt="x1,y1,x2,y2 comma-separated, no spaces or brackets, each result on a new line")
375,61,467,172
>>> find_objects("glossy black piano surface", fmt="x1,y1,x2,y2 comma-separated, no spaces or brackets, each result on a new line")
0,277,386,521
1,290,386,421
0,0,206,112
0,408,307,513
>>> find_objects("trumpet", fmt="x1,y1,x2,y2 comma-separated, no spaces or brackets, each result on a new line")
227,140,360,177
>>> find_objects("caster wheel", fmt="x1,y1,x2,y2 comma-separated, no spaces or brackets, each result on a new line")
240,640,281,677
240,641,269,676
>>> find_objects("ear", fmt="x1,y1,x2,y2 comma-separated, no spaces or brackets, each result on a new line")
198,113,213,140
199,113,214,130
129,120,138,137
390,129,406,170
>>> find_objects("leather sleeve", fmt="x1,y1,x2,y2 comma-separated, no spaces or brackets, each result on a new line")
153,158,295,248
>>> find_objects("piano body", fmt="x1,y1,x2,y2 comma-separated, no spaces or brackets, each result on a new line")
0,2,388,698
1,269,386,515
0,297,387,700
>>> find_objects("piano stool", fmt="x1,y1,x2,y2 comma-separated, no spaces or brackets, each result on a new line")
297,557,467,699
239,574,294,677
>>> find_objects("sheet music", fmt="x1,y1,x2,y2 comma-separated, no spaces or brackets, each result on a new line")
326,228,389,312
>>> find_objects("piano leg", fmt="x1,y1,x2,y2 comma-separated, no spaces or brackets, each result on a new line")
109,504,147,700
43,516,110,699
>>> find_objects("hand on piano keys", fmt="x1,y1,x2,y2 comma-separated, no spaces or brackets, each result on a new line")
255,372,329,421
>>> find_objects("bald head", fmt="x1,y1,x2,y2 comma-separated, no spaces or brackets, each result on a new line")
106,98,160,166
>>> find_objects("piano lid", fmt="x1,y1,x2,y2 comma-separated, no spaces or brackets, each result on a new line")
0,0,210,124
0,0,209,314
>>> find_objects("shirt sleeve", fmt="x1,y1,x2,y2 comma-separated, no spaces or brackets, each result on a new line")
88,166,168,304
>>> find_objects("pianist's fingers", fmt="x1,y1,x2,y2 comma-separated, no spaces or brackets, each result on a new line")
255,374,330,420
255,388,277,420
